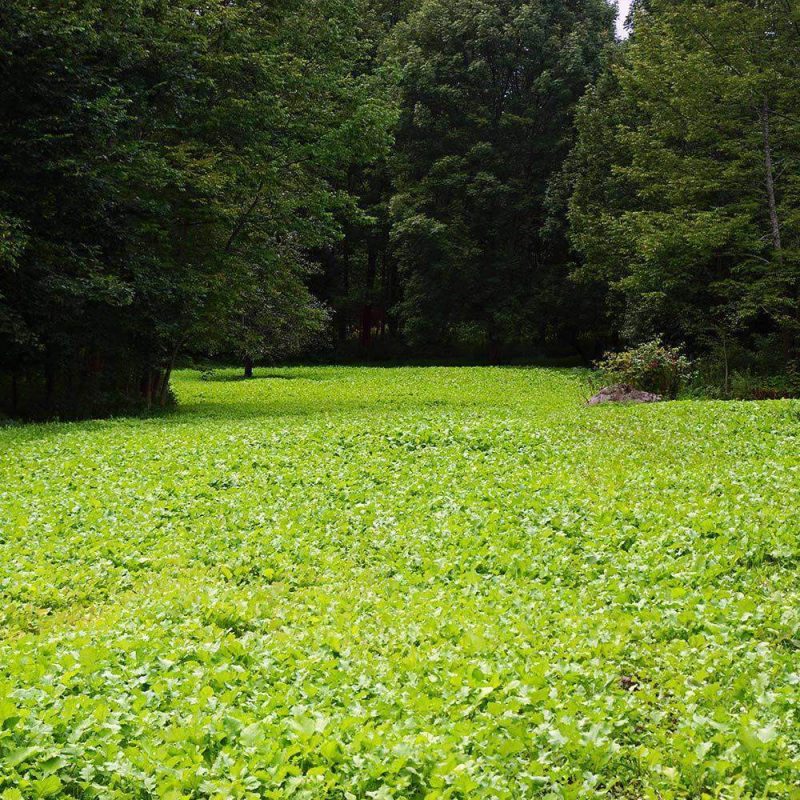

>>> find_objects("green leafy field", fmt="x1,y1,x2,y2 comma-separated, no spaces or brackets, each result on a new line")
1,368,799,799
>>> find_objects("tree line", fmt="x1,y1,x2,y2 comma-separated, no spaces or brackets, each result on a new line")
1,0,797,418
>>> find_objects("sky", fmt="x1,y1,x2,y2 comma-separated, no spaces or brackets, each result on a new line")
616,0,632,38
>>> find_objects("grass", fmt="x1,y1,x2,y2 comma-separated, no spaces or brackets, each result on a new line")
0,366,798,799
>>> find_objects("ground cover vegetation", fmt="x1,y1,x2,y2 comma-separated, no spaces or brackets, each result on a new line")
3,0,799,419
1,368,799,798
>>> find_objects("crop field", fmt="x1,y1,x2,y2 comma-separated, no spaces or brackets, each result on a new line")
0,367,799,799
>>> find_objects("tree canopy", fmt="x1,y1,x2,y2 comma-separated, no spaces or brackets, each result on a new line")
568,0,800,378
0,0,393,416
2,0,799,417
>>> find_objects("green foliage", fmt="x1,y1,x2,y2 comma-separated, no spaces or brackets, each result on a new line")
722,369,800,401
380,0,615,354
568,0,800,370
1,368,799,798
4,0,800,410
596,339,694,397
0,0,394,418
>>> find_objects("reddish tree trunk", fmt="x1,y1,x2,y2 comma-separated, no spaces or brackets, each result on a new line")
360,305,372,348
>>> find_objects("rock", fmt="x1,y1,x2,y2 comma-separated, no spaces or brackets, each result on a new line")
587,384,662,405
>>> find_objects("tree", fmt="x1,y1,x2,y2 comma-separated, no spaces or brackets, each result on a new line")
568,0,800,373
207,238,330,378
0,0,393,417
385,0,615,357
308,0,412,357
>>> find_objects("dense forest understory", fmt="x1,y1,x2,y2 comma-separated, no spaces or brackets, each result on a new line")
1,0,799,418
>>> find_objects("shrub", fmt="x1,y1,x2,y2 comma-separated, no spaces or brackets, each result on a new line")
596,339,693,398
728,370,800,400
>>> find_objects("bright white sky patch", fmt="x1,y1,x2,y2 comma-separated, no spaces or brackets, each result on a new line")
616,0,632,38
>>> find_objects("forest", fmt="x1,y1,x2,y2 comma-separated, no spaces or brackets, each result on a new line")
2,0,798,419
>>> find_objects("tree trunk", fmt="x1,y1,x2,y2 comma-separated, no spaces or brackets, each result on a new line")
45,360,56,411
487,325,502,364
385,253,400,337
154,367,172,406
721,333,730,398
144,371,153,410
341,236,350,295
158,347,180,405
243,357,254,379
337,238,352,344
360,243,379,349
158,367,173,405
153,369,165,404
761,99,783,259
366,243,377,294
10,370,19,416
360,306,372,348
